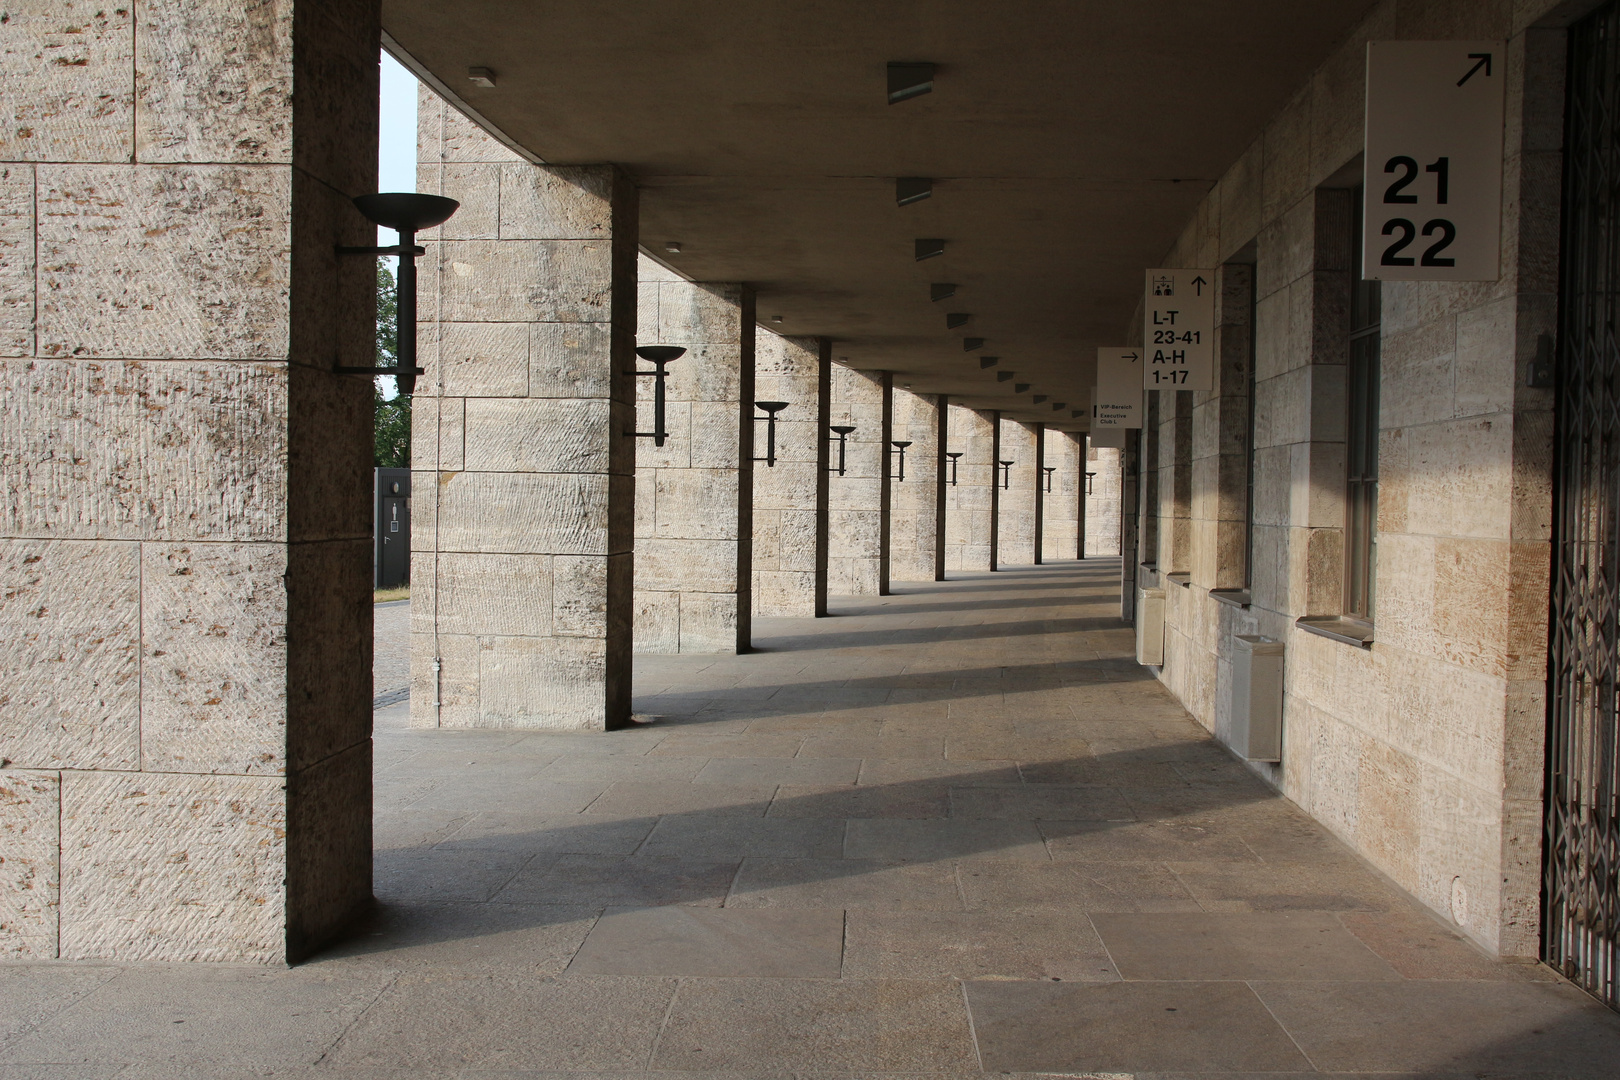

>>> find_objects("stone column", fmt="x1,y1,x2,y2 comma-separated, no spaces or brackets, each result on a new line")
1192,263,1255,589
412,94,637,729
997,417,1039,566
1033,423,1047,563
634,259,755,652
752,332,829,617
1,0,376,963
1157,389,1195,572
1042,431,1083,561
990,410,1003,569
1087,440,1125,556
943,404,995,572
889,386,941,582
1121,433,1141,621
828,365,886,595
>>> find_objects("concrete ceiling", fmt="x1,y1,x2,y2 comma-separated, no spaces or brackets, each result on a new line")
383,0,1375,428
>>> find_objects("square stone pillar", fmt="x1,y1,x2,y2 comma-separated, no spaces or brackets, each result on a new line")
752,332,829,617
1033,423,1047,563
1086,440,1124,556
943,404,996,572
1042,432,1084,561
889,386,941,582
412,94,637,729
1,0,377,963
997,417,1039,566
634,259,755,652
828,365,887,595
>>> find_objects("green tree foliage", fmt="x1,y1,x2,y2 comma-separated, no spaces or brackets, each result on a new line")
373,259,412,467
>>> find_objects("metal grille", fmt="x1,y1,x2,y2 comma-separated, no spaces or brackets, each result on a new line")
1546,0,1620,1010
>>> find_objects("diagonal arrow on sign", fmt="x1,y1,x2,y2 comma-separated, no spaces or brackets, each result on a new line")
1457,52,1492,85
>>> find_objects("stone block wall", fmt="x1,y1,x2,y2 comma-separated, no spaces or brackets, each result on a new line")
997,418,1039,567
1042,431,1084,561
412,91,637,728
890,388,942,582
1136,0,1565,957
633,258,754,652
752,331,829,617
1085,442,1124,557
1,0,378,962
943,405,997,571
829,365,887,595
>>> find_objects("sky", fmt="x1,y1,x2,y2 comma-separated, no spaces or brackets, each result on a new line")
378,51,420,248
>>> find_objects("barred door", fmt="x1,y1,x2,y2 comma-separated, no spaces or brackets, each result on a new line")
1546,0,1620,1009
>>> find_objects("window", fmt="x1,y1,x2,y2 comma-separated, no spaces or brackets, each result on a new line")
1345,192,1381,620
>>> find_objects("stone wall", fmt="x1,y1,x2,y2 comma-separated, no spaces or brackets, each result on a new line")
1042,431,1084,561
943,405,996,572
828,365,887,595
1085,443,1124,557
1136,0,1565,957
633,258,754,652
1,0,378,962
890,388,942,582
752,332,828,616
412,91,636,728
997,418,1039,567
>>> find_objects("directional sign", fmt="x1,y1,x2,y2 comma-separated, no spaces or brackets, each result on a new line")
1363,41,1505,282
1142,269,1215,392
1094,348,1144,428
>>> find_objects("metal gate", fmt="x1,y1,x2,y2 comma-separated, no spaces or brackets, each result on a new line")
1545,0,1620,1009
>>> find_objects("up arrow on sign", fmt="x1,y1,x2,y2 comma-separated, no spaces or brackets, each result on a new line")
1363,40,1506,282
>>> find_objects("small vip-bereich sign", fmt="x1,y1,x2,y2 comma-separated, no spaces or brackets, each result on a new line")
1363,41,1506,282
1142,269,1215,392
1094,348,1144,429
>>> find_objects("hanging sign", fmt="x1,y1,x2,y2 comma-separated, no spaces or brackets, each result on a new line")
1094,348,1144,428
1142,269,1215,392
1089,425,1126,449
1363,40,1505,282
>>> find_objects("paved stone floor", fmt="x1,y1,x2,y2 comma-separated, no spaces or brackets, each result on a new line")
4,559,1620,1078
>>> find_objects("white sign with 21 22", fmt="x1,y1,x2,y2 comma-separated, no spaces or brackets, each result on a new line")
1363,40,1505,282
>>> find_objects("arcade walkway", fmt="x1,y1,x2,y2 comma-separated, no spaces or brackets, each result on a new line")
2,561,1617,1076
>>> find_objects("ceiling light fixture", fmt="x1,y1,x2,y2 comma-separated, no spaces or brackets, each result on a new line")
996,371,1015,382
930,283,957,302
896,177,933,206
1015,383,1031,393
915,238,945,261
468,67,496,87
887,62,935,104
962,337,984,352
946,313,970,330
1033,394,1047,404
665,241,682,253
771,315,784,323
979,356,999,369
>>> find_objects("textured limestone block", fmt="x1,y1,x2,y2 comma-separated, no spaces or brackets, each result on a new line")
634,588,681,654
414,551,553,639
530,321,614,398
37,166,292,360
59,770,286,963
553,554,610,638
463,398,612,473
134,0,293,165
142,362,290,541
678,591,739,653
408,630,478,729
0,538,139,770
431,322,529,397
479,635,612,729
429,239,614,324
410,401,465,473
636,538,738,595
416,85,523,169
284,738,371,959
654,469,740,540
499,164,617,241
1,359,145,541
0,3,133,163
0,770,60,959
688,400,745,470
433,164,501,239
140,542,288,774
0,167,33,356
435,472,612,555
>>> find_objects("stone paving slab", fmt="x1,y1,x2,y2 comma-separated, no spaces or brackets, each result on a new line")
2,560,1617,1077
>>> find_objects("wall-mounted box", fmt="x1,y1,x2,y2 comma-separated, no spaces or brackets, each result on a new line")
1136,587,1165,666
1231,634,1284,761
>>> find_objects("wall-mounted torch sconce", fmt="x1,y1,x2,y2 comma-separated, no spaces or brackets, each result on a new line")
829,425,857,476
335,192,460,397
753,401,790,467
889,440,912,482
945,451,963,486
998,459,1015,490
627,346,685,446
1085,471,1097,495
1042,466,1056,493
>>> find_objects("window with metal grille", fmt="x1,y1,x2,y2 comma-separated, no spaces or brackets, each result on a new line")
1346,191,1381,621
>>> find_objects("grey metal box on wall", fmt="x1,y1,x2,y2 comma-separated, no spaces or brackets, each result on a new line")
375,468,411,589
1231,634,1284,761
1136,587,1165,666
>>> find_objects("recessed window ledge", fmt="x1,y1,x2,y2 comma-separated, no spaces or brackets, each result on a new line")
1296,615,1375,648
1210,588,1252,609
1164,571,1192,588
1138,562,1159,586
